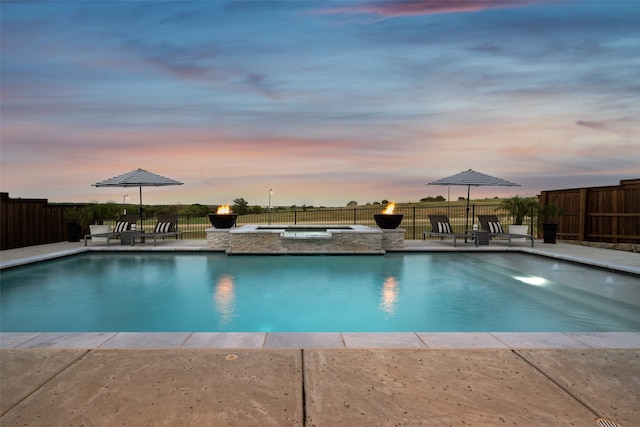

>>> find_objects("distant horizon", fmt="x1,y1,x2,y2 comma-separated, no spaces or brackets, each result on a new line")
2,1,638,206
3,180,630,210
1,176,622,207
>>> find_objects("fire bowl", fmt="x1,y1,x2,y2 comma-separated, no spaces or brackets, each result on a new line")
208,213,238,229
374,214,404,229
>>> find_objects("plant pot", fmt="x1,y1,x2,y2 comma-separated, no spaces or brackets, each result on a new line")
89,224,111,243
542,223,558,244
208,214,238,229
67,222,82,242
374,214,403,229
508,225,528,243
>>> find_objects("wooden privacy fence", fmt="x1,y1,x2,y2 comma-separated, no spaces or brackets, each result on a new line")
1,193,70,250
539,179,640,244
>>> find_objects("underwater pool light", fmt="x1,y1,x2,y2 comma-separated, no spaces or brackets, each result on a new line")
514,276,548,286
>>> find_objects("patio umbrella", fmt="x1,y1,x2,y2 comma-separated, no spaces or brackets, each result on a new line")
428,169,520,231
92,168,183,224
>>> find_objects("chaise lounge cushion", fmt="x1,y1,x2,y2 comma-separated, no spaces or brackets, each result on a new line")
487,221,504,234
114,221,129,233
477,214,534,247
154,222,173,233
437,221,452,233
132,215,182,246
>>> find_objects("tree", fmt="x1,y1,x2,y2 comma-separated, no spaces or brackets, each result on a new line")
347,201,358,206
233,198,249,215
420,195,446,203
179,204,210,217
79,202,119,226
249,205,264,214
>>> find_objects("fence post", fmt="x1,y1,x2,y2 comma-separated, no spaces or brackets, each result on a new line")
412,206,416,240
471,204,475,229
578,188,587,241
530,205,535,236
294,210,297,225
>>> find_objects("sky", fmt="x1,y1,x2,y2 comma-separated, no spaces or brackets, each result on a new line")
1,0,639,208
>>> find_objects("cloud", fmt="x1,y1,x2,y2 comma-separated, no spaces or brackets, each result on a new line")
576,118,638,137
2,1,638,207
316,0,538,18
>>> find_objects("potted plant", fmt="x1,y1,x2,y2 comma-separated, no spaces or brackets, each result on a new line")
64,207,82,242
500,196,537,239
540,204,565,244
80,202,119,242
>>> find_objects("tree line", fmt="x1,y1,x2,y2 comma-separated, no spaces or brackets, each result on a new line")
80,194,454,219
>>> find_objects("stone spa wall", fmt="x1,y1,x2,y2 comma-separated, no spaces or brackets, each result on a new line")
206,225,404,254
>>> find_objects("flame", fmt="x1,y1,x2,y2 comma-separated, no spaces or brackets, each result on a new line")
216,205,231,214
382,202,395,214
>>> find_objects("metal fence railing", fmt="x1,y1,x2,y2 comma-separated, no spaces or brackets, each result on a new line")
104,204,537,241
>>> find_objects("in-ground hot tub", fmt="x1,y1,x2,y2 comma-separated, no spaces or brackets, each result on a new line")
206,224,404,254
230,225,383,254
259,225,352,239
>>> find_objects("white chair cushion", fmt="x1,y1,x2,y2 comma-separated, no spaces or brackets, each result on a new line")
487,221,504,234
437,221,452,233
154,222,172,233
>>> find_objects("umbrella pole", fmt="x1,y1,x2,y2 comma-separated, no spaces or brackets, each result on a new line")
139,186,143,225
465,185,470,232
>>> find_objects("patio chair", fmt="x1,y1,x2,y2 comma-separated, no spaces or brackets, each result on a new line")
132,214,183,246
477,214,534,247
83,214,139,246
423,215,468,247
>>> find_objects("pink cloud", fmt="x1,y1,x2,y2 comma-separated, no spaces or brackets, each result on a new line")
317,0,538,18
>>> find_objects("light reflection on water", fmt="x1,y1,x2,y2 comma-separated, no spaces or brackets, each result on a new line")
380,276,399,315
213,274,235,326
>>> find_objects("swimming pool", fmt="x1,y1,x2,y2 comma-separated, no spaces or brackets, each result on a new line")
1,253,638,333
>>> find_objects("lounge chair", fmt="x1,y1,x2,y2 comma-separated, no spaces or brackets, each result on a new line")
477,214,534,247
132,214,183,246
83,214,139,246
423,215,469,247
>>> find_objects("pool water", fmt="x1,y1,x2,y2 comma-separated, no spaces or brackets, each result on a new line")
1,253,638,333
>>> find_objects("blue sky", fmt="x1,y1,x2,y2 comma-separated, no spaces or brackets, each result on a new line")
1,0,638,207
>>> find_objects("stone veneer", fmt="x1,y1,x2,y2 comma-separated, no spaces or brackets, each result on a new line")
206,225,404,254
206,228,232,250
381,228,405,249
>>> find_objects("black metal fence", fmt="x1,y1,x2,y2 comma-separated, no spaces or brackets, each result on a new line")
121,204,537,241
2,189,539,249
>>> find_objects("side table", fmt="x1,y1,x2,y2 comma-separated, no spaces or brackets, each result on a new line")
465,230,489,246
120,230,143,245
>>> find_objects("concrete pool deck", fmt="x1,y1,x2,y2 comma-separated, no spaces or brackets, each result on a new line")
1,239,639,425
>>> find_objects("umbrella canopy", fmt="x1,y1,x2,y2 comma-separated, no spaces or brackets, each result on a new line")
93,168,183,223
428,169,520,230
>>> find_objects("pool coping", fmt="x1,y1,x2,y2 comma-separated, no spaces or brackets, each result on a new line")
2,243,638,350
2,244,638,276
2,331,639,349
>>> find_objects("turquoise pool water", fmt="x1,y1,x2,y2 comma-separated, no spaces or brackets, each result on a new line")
1,253,638,332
